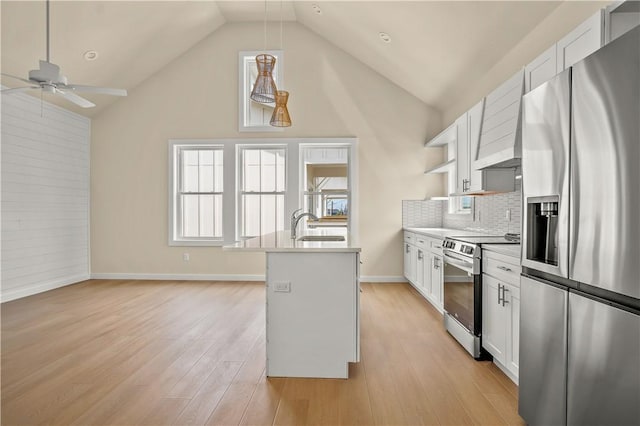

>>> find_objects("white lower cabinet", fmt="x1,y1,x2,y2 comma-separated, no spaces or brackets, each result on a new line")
403,234,417,284
507,287,520,377
403,231,444,313
483,275,507,363
482,250,521,383
416,247,426,291
427,253,444,312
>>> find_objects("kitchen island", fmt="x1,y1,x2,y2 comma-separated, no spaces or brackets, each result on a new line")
224,229,361,379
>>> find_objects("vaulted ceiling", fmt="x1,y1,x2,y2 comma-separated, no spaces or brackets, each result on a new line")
1,1,565,117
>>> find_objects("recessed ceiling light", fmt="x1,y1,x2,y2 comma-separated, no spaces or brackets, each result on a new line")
379,32,391,43
83,50,99,61
311,4,322,15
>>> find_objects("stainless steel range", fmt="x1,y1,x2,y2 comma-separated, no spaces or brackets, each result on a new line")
442,235,519,359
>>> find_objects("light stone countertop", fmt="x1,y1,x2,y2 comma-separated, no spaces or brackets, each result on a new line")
223,228,360,253
403,227,492,240
482,244,522,259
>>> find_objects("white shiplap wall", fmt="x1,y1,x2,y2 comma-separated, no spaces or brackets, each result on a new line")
1,92,90,302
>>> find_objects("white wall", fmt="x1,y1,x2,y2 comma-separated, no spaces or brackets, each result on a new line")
1,91,91,302
443,1,608,124
90,22,442,280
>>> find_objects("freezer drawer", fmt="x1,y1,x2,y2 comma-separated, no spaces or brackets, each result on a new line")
567,292,640,425
519,275,568,426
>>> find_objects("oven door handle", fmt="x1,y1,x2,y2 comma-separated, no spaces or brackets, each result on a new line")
443,253,474,275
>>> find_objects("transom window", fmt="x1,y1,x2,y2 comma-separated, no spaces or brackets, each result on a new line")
238,50,283,132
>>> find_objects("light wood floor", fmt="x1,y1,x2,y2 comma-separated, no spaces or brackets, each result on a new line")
1,280,524,425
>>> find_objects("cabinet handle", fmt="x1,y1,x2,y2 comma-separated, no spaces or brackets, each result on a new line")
497,265,513,272
418,240,424,244
502,287,509,307
497,283,504,305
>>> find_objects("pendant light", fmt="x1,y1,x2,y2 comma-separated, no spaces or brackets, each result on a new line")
250,0,277,104
270,90,291,127
270,0,292,127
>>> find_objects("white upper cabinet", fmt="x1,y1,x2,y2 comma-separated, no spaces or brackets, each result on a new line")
556,10,604,73
454,112,469,194
605,0,640,44
458,99,515,195
525,44,558,93
474,69,525,170
526,9,610,93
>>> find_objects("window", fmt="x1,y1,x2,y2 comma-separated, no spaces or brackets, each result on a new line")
238,50,284,132
169,144,223,245
169,138,357,246
301,146,351,232
239,147,286,238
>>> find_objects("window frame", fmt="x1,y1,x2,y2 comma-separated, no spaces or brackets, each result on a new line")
299,143,356,234
168,138,358,247
177,147,224,241
168,142,226,246
237,145,287,239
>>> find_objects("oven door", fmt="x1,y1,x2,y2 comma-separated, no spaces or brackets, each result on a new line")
442,251,480,336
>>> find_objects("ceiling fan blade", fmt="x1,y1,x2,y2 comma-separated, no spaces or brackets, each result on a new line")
55,89,95,108
1,86,40,94
1,73,36,85
61,84,127,97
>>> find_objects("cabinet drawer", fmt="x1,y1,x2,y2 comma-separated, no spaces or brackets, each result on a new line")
414,235,428,250
404,232,415,244
429,238,443,253
483,251,521,286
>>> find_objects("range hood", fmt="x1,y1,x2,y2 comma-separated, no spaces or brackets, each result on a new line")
474,69,525,170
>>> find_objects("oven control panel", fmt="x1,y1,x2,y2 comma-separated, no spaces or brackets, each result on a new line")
443,240,456,249
443,239,477,258
460,245,475,255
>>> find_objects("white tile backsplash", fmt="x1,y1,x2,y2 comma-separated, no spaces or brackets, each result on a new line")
403,181,521,235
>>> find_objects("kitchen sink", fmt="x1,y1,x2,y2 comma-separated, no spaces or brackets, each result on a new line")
297,235,345,242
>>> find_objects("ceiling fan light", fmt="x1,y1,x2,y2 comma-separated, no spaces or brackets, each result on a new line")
270,90,291,127
250,54,277,104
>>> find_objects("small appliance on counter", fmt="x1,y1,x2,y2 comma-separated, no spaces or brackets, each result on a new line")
441,233,520,359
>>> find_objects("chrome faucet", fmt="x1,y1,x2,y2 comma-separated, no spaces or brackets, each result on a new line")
290,209,318,239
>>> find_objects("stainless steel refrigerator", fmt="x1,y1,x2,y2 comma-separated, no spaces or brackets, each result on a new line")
519,26,640,425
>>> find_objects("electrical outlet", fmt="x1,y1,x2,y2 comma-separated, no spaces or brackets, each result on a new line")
274,281,291,293
505,209,512,222
183,253,190,262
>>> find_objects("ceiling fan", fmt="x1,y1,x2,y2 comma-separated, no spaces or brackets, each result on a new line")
1,0,127,108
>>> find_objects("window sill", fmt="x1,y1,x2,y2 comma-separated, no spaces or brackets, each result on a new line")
169,239,225,247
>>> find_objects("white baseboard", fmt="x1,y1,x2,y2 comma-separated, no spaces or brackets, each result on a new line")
493,358,519,385
360,276,407,283
90,273,409,284
1,273,90,303
90,273,266,282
